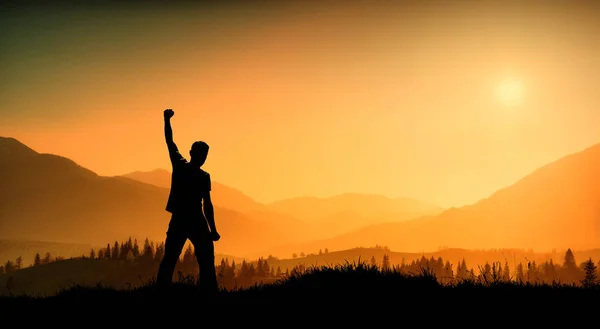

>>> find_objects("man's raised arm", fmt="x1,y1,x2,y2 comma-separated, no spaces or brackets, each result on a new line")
164,109,185,165
164,109,177,150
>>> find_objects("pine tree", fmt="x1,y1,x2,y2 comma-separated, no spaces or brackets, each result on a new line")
218,258,227,278
43,252,52,264
256,258,264,277
105,243,111,259
515,263,524,283
182,244,195,269
119,240,129,261
581,258,598,288
4,260,14,273
230,260,236,279
370,256,377,268
502,261,510,282
143,238,154,260
527,261,539,284
132,239,140,259
155,242,165,262
563,248,577,270
444,260,453,281
262,259,270,277
112,241,119,260
34,253,41,266
14,256,22,270
381,254,390,272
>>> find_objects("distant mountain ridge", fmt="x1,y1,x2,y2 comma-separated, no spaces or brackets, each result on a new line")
121,169,267,214
0,137,38,160
266,193,443,222
0,137,307,257
0,136,440,258
121,169,444,233
7,135,594,259
262,142,600,256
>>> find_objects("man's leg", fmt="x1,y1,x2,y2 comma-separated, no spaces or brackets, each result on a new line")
189,229,218,294
156,217,187,286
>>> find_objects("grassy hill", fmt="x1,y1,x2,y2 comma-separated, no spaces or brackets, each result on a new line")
260,247,599,273
3,245,599,298
0,252,245,297
2,263,599,310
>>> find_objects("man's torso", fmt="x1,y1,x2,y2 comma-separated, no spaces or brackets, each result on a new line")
165,161,211,217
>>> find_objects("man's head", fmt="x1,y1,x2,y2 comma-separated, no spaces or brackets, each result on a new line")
190,141,209,166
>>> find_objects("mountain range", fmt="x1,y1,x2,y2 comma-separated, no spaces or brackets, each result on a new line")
119,141,600,256
0,136,440,258
2,136,600,258
263,143,600,256
121,169,443,237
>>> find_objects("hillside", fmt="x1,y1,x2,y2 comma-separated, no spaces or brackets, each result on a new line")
0,237,244,272
121,169,267,214
269,143,600,254
6,135,599,259
121,169,443,238
0,250,246,297
261,247,600,276
0,137,312,257
7,136,436,259
2,245,599,299
0,239,99,268
4,263,599,311
266,193,443,221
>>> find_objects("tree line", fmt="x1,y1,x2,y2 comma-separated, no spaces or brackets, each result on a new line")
2,237,599,289
1,237,285,290
353,248,599,287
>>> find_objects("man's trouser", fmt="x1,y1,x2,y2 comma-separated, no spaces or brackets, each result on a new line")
156,213,218,293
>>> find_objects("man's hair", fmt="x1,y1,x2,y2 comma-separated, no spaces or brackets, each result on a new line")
191,141,209,154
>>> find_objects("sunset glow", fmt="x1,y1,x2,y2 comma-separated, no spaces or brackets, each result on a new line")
495,78,524,107
1,1,598,209
2,1,600,297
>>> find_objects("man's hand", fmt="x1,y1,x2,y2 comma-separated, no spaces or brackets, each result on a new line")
210,231,221,242
164,109,174,119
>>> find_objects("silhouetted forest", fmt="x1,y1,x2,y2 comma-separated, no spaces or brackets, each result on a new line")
2,236,599,295
2,237,283,292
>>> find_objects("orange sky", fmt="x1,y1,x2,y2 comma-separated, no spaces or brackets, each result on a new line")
1,0,599,207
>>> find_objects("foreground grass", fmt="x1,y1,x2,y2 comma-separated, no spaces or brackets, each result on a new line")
2,262,599,308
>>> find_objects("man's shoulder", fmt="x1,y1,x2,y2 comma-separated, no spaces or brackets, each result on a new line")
170,149,188,165
199,169,210,177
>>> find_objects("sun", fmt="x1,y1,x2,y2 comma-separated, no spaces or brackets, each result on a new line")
495,78,524,107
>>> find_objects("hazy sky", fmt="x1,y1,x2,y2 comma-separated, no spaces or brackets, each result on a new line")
1,0,599,208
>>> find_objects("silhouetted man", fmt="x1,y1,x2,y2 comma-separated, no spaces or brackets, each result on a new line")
156,109,220,294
